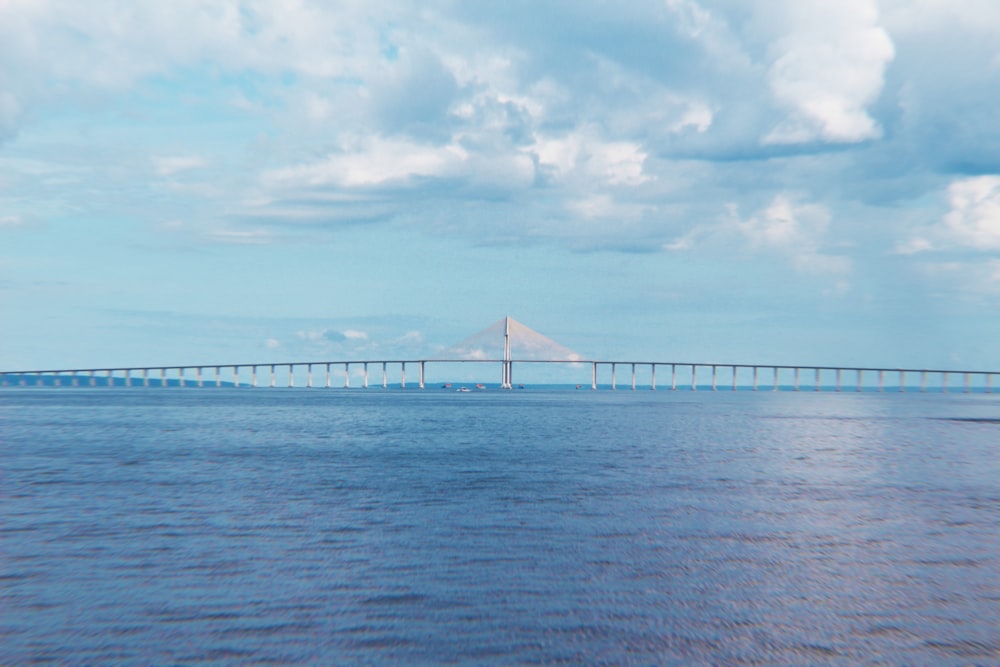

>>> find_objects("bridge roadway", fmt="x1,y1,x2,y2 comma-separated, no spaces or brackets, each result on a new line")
1,359,997,393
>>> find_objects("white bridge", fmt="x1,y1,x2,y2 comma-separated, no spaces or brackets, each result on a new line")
1,317,997,393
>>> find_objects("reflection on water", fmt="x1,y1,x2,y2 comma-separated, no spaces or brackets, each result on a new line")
2,389,999,664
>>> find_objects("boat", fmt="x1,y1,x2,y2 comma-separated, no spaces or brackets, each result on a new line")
457,386,471,392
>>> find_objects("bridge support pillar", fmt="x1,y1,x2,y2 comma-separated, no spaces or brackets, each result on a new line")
732,366,737,391
233,366,240,388
124,369,131,387
591,362,597,390
270,365,276,388
196,367,203,388
943,372,948,393
964,372,971,393
161,368,166,387
899,370,905,392
251,366,257,388
815,368,821,391
772,366,778,392
382,362,388,389
401,362,406,389
878,370,884,392
671,364,677,391
419,361,425,389
178,368,185,388
651,364,656,391
611,363,616,391
287,365,293,388
857,369,863,392
752,366,758,391
836,368,842,392
364,363,369,388
344,363,350,388
987,374,993,394
794,367,800,391
714,365,719,391
307,364,313,388
691,365,697,391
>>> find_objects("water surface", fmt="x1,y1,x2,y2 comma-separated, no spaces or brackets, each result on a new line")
2,389,999,664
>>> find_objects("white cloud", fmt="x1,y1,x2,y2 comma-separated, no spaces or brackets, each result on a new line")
664,0,712,39
893,237,934,255
942,175,1000,250
265,136,534,190
0,215,27,229
733,195,850,275
265,338,281,349
763,0,895,144
154,156,207,176
394,330,425,349
297,328,369,343
203,228,277,245
531,131,649,186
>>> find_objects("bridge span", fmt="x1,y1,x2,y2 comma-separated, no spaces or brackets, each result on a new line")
1,359,997,393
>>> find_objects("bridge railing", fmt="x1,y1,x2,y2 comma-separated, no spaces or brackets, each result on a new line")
1,359,997,393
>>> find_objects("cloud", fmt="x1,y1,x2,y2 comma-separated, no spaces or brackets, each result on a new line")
2,0,999,289
763,0,895,144
154,156,208,176
533,132,649,186
297,328,368,343
0,215,29,229
731,195,851,276
893,237,933,255
942,175,1000,250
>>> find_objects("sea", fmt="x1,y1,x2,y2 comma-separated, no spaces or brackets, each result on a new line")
2,387,999,665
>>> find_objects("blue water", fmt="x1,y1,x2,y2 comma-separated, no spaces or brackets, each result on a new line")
2,388,999,665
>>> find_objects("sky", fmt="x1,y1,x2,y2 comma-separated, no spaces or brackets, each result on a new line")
2,0,1000,374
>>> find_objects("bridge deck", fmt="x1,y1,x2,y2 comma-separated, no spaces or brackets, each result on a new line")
1,359,997,393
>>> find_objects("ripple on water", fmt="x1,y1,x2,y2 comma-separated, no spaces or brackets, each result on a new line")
2,389,999,665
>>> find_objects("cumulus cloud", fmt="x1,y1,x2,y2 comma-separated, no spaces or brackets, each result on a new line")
0,215,29,229
732,195,851,276
2,0,999,294
297,328,369,343
763,0,895,144
893,237,934,255
154,156,208,176
942,176,1000,250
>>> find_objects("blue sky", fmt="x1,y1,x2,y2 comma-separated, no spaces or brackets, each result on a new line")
2,0,1000,373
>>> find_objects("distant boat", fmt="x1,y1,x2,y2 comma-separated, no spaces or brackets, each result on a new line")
475,384,486,390
457,386,471,392
441,383,452,388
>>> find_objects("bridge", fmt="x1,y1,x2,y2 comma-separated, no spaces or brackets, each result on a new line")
1,317,997,393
